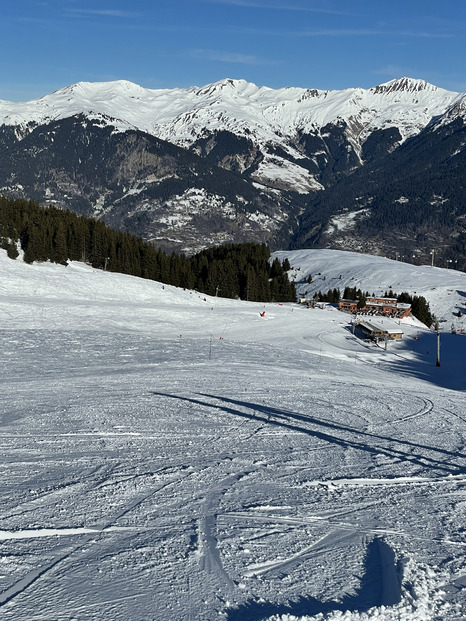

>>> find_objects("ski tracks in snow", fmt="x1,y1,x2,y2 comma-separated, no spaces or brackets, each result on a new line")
197,470,255,590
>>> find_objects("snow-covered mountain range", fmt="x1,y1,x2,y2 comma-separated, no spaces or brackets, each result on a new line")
0,77,465,258
0,77,461,192
0,77,460,148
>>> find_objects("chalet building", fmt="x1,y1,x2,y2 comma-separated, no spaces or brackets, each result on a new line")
368,296,397,305
338,296,411,319
339,299,359,312
358,320,404,341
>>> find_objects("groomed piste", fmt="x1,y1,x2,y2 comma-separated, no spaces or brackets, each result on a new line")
0,248,465,620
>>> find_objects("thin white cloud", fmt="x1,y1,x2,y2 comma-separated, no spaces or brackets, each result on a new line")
229,25,455,39
66,9,137,18
296,28,453,38
299,28,384,36
202,0,349,15
372,65,415,81
398,31,454,39
188,48,274,65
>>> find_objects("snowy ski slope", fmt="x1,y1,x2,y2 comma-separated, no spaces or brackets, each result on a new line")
0,249,465,620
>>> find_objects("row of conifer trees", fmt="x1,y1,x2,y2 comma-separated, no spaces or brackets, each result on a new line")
0,196,296,303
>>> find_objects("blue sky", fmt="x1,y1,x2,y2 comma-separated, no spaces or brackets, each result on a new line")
1,0,465,101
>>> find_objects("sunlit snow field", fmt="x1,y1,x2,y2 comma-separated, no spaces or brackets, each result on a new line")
1,248,466,620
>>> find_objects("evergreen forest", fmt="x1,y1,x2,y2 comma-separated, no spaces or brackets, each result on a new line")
0,196,296,303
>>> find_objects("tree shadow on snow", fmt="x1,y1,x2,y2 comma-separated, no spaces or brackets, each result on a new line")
151,391,466,474
388,331,466,391
225,538,402,621
343,324,466,391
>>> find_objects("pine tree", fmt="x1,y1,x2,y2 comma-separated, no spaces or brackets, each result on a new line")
51,220,68,264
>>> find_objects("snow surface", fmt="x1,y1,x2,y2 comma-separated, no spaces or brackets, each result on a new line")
1,248,466,620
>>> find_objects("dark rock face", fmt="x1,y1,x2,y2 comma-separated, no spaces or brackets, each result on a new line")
0,116,297,254
293,113,466,270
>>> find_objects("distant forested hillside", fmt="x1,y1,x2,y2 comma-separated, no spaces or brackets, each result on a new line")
293,114,466,270
0,196,295,303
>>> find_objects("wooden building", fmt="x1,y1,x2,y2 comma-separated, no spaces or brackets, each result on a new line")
357,320,404,341
338,296,411,319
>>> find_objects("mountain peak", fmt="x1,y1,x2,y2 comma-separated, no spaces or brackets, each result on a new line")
194,78,258,98
370,77,439,95
51,79,147,100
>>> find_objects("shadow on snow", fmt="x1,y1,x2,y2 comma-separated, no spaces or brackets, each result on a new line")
388,331,466,391
226,537,401,620
151,391,466,474
343,324,466,391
